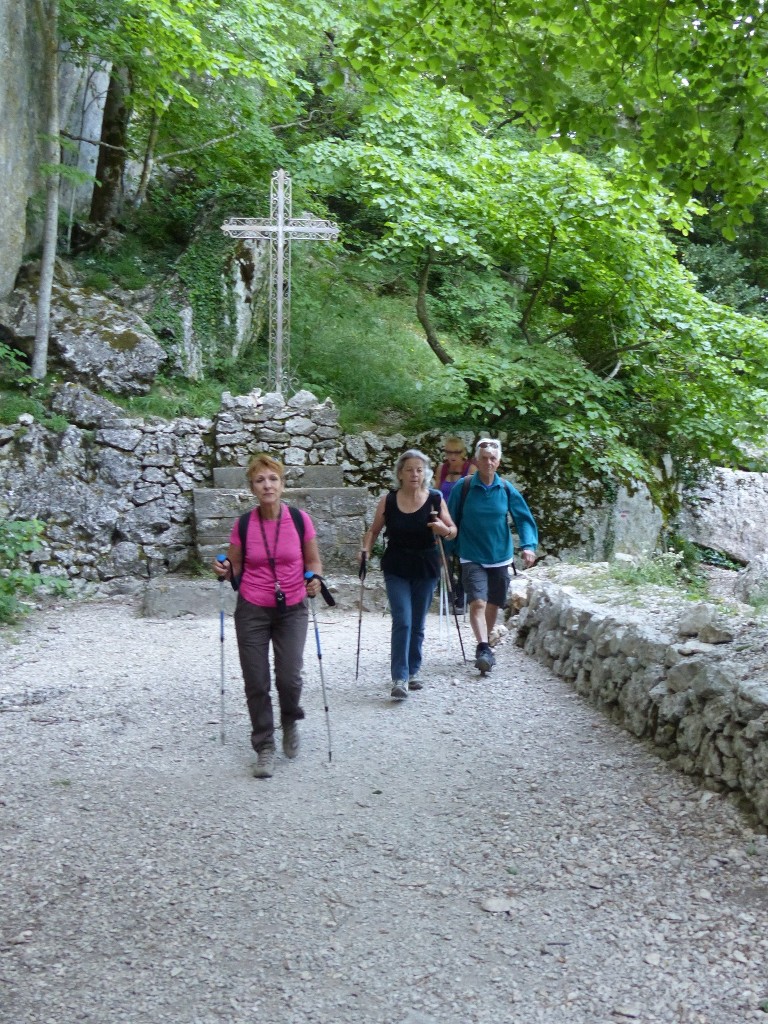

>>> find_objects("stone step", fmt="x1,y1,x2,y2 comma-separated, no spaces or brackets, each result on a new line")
193,486,370,573
141,574,387,618
212,464,345,490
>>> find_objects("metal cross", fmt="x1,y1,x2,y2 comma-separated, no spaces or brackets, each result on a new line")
221,168,339,395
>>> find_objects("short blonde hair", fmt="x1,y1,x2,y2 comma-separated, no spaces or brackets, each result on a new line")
443,435,467,456
246,452,285,483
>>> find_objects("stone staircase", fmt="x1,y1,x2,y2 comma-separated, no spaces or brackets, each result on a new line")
141,463,386,617
193,464,369,573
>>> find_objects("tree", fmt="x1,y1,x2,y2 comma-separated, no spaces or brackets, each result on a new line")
303,87,768,482
31,0,60,381
343,0,768,233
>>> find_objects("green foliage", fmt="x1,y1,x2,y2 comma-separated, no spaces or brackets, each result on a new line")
76,234,153,291
175,225,237,367
430,269,521,345
0,520,47,624
344,0,768,230
0,343,33,388
608,552,707,599
291,252,438,429
105,374,253,419
0,389,68,431
679,239,766,318
304,87,768,487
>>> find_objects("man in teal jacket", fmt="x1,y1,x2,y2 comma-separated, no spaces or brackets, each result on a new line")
447,438,538,674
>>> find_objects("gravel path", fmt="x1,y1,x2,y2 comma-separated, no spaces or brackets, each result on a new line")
1,596,767,1024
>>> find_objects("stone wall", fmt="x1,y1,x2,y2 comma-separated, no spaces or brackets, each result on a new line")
0,383,676,583
0,385,213,583
0,385,384,583
513,574,768,826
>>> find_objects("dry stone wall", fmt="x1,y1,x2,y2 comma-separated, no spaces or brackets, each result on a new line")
513,573,768,826
2,382,749,585
0,385,409,584
0,385,213,584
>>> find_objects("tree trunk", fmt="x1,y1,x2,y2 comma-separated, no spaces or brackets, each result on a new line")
89,68,129,224
416,250,453,365
134,104,164,208
31,0,60,381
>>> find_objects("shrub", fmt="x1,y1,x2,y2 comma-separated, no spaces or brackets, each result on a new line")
0,520,70,625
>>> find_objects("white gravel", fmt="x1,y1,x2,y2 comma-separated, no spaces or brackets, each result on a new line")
1,595,767,1024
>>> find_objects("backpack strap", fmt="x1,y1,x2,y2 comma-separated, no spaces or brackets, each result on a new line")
454,474,473,536
502,481,519,576
228,509,252,590
287,505,305,547
428,487,442,515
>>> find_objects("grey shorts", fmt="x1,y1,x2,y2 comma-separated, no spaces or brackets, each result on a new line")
461,563,510,607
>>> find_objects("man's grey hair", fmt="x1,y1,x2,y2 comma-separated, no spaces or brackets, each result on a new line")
393,449,434,489
475,437,502,457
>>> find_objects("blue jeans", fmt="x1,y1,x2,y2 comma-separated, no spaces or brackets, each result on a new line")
384,573,437,682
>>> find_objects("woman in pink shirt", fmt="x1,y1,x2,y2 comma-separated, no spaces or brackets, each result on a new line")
213,453,323,779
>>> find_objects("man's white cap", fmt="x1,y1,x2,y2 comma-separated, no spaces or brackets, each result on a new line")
475,437,502,456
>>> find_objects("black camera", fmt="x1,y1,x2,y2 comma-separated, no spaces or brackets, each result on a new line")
275,583,287,615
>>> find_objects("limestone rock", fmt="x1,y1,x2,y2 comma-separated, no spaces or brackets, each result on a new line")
735,553,768,604
0,262,166,394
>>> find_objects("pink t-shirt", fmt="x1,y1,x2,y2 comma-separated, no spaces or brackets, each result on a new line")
229,507,316,607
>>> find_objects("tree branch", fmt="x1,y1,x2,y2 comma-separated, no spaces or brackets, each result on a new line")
519,223,557,340
61,131,126,152
416,249,454,365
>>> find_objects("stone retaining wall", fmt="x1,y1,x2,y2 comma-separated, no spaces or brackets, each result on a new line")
514,577,768,827
0,382,664,583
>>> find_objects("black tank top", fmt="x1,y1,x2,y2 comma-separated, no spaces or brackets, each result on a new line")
380,489,441,580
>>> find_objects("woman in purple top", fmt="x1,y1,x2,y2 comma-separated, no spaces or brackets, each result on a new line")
437,437,476,612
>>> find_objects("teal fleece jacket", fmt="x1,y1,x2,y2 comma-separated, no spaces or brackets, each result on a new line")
447,473,538,564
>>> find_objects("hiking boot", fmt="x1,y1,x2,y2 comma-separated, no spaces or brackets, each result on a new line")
253,746,276,779
474,643,495,675
408,675,424,691
282,721,300,759
390,680,408,699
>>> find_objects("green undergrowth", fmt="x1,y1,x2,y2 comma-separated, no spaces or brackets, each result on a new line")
0,520,71,625
0,387,70,431
607,552,708,598
104,373,258,421
550,553,712,605
290,254,443,431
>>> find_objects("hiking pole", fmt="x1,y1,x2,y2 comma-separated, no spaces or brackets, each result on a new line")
216,554,228,745
355,550,366,680
304,572,333,763
435,536,467,663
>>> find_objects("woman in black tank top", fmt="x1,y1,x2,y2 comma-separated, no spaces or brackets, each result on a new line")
360,449,457,699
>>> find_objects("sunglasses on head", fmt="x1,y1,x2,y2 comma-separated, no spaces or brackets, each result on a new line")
478,442,500,450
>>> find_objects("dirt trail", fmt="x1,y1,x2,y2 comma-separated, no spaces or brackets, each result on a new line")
1,597,767,1024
